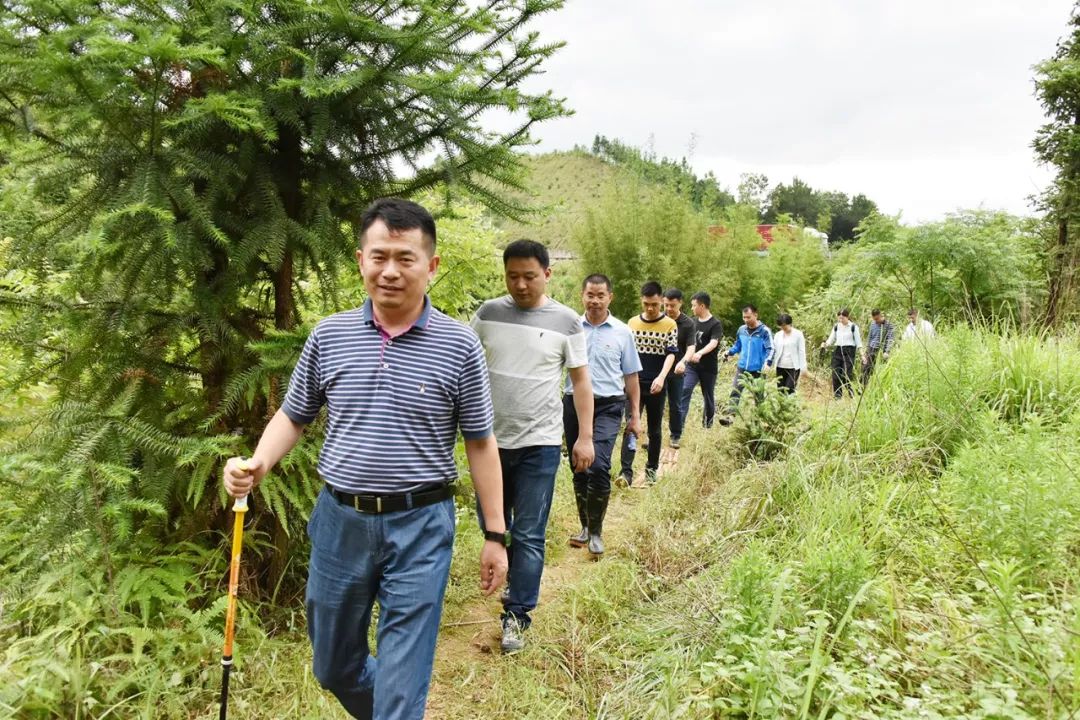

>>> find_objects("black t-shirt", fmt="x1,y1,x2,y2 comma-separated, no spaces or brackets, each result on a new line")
674,313,695,356
691,316,724,374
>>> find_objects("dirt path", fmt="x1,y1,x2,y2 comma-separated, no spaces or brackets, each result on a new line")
424,369,835,718
424,444,680,718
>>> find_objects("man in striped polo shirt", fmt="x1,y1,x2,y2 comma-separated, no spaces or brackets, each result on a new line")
222,198,508,720
472,239,594,654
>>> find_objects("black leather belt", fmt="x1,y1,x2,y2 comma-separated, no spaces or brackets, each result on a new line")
567,394,625,405
328,484,453,514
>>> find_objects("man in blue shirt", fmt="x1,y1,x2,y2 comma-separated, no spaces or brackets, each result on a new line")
564,274,642,556
222,198,508,720
720,304,773,426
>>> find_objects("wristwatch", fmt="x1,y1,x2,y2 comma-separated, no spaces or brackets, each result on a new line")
484,529,510,546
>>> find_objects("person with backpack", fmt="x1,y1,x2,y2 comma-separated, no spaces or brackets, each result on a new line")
820,308,861,398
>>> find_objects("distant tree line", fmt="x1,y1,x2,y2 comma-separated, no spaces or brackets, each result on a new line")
585,135,878,242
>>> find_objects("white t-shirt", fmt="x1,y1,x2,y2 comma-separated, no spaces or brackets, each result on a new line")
903,319,936,340
471,295,587,449
825,322,862,348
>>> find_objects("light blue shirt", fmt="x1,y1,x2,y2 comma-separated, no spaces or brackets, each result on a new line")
564,313,642,397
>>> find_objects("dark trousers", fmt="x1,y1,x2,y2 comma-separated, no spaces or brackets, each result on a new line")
679,364,718,429
665,371,685,441
831,346,857,397
728,367,762,411
861,349,882,386
620,378,666,475
564,394,623,534
777,367,800,394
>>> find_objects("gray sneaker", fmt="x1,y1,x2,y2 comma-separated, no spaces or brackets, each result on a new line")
501,615,525,655
568,527,589,547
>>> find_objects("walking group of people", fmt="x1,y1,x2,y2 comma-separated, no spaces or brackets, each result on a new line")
218,197,939,719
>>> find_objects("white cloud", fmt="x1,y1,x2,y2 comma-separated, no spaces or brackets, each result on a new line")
515,0,1072,222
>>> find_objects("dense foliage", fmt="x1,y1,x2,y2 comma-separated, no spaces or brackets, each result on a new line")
1034,4,1080,324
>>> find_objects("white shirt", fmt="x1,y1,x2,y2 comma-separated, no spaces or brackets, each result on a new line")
825,322,861,348
903,319,936,340
772,328,807,370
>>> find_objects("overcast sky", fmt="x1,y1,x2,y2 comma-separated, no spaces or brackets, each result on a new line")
519,0,1074,223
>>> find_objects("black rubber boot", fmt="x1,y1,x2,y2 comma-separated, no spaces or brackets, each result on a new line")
585,488,610,556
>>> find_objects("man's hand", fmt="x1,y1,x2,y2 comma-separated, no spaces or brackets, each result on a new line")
691,352,703,363
223,456,265,498
571,437,595,473
722,354,730,363
650,377,664,394
674,360,686,375
626,415,642,439
479,540,508,595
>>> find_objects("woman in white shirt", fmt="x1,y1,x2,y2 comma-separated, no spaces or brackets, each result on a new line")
820,308,861,398
770,313,806,394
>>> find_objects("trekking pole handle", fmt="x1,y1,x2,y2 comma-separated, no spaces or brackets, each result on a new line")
233,459,252,512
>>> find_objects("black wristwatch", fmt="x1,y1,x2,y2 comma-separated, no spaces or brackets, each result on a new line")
484,529,510,546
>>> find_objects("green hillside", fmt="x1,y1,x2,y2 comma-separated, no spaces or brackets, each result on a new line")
494,150,635,252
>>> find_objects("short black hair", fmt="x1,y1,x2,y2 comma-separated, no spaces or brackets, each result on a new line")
838,308,851,318
663,288,683,301
691,291,711,308
777,313,793,326
908,307,919,316
503,239,550,269
359,198,437,254
742,304,758,314
640,281,663,298
582,273,612,292
871,308,883,316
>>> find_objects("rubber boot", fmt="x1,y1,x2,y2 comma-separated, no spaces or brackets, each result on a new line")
570,473,589,547
586,489,610,557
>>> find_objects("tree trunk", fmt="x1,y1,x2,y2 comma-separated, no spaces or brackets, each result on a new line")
1045,216,1070,327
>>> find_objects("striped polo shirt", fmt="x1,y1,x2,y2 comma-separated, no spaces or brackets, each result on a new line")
280,297,494,494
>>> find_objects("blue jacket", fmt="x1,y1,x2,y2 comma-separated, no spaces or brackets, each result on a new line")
727,323,774,372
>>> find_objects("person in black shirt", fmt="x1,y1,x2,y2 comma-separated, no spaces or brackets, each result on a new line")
677,291,724,432
663,288,696,449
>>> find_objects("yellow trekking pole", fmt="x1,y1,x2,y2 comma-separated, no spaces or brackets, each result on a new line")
219,459,250,720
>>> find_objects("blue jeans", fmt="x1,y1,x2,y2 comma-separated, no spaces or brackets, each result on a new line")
666,371,685,441
306,486,455,720
479,445,560,628
679,364,717,429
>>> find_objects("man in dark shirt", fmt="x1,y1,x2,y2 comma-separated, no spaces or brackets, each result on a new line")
677,291,723,432
663,288,695,449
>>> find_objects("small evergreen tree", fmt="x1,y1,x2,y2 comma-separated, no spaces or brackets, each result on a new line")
0,0,567,592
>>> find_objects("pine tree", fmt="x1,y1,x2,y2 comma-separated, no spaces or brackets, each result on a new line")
0,0,567,592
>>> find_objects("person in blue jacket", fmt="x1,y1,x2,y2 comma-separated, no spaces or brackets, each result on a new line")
719,304,773,426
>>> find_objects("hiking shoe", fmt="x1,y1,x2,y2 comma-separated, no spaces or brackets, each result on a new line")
670,438,680,449
568,527,589,548
587,533,605,556
718,416,733,427
501,615,526,655
645,469,658,486
615,472,632,489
